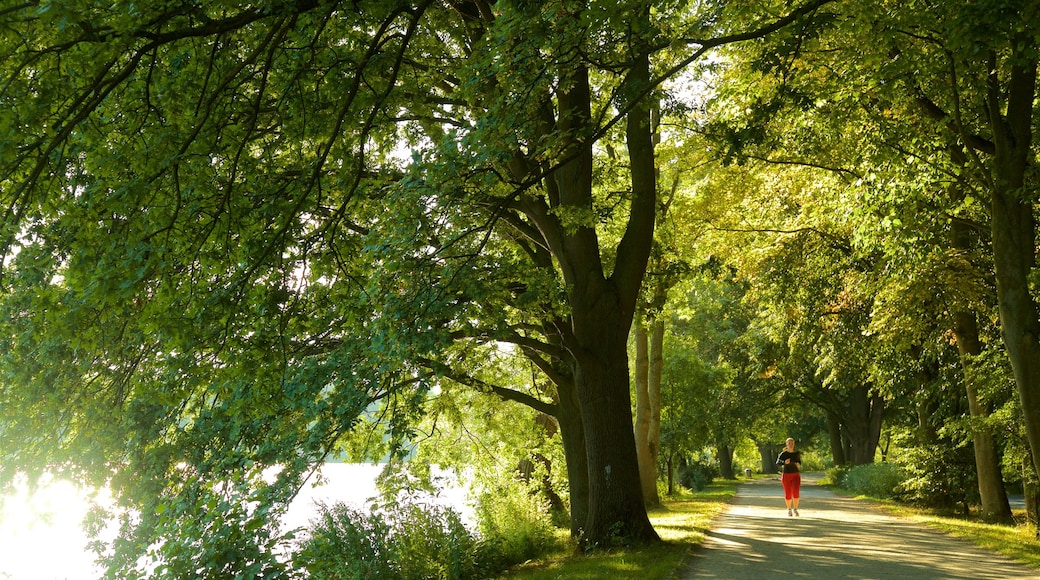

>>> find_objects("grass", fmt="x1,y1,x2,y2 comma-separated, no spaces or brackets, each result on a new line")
499,479,740,579
866,501,1040,569
824,483,1040,570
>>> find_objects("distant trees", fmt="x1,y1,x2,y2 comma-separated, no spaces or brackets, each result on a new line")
683,0,1034,521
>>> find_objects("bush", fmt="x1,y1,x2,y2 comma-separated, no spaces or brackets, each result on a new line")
899,444,978,512
293,502,394,579
839,462,908,499
293,468,560,579
679,459,718,491
471,480,557,574
293,499,478,580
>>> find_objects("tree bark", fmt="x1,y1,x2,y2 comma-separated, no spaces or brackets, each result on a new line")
548,48,659,547
826,411,846,466
633,322,660,507
555,378,590,537
716,443,735,479
985,45,1040,490
757,441,778,473
647,320,663,494
949,221,1013,523
1023,456,1040,531
843,385,883,465
573,335,659,546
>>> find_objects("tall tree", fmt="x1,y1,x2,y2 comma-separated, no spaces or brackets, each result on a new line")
0,0,839,567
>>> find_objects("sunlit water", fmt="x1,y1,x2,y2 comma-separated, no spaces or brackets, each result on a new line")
0,464,468,580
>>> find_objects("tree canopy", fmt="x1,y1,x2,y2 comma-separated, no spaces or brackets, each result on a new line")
1,0,1038,576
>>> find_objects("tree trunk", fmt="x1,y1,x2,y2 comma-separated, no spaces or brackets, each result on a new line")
951,308,1013,523
986,46,1040,492
647,321,663,495
666,453,675,495
573,337,659,547
555,379,590,538
757,441,778,474
826,411,846,466
553,45,659,548
1023,456,1040,530
633,322,660,507
844,385,884,465
716,443,735,479
937,137,1016,524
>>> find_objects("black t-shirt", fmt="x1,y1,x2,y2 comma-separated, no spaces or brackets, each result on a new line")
777,450,801,474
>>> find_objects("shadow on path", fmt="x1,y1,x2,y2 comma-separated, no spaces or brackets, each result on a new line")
679,475,1038,579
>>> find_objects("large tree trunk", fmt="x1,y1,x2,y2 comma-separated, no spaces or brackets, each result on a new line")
550,47,659,547
573,333,659,547
716,443,735,479
844,385,884,465
986,46,1040,492
555,379,590,537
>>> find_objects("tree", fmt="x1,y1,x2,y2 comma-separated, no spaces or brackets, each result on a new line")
0,0,841,568
692,0,1029,522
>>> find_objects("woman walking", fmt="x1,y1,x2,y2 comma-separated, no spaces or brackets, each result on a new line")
777,437,801,516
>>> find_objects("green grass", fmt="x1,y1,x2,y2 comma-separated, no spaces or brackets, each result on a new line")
878,503,1040,569
498,480,740,579
825,485,1040,570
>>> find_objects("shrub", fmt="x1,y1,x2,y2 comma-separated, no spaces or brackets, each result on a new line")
899,444,978,512
819,466,847,487
390,502,477,580
293,467,561,579
293,502,395,579
679,459,718,491
839,462,908,499
293,499,478,580
471,480,557,574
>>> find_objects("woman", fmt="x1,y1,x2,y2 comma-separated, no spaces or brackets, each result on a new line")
776,437,801,516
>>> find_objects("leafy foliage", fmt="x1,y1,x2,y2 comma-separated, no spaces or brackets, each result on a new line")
294,498,478,580
833,462,908,500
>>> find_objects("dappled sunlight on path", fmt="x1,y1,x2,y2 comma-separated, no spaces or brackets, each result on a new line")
681,475,1038,579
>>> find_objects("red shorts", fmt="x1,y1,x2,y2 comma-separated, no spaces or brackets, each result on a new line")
782,472,801,500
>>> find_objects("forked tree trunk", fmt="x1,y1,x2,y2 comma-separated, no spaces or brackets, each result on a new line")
548,45,659,548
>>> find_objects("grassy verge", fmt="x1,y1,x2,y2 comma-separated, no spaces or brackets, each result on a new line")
499,479,740,579
825,486,1040,570
877,503,1039,569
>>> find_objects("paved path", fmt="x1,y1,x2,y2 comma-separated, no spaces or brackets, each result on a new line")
679,475,1038,579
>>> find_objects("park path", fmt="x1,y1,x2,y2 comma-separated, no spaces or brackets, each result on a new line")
679,474,1039,579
